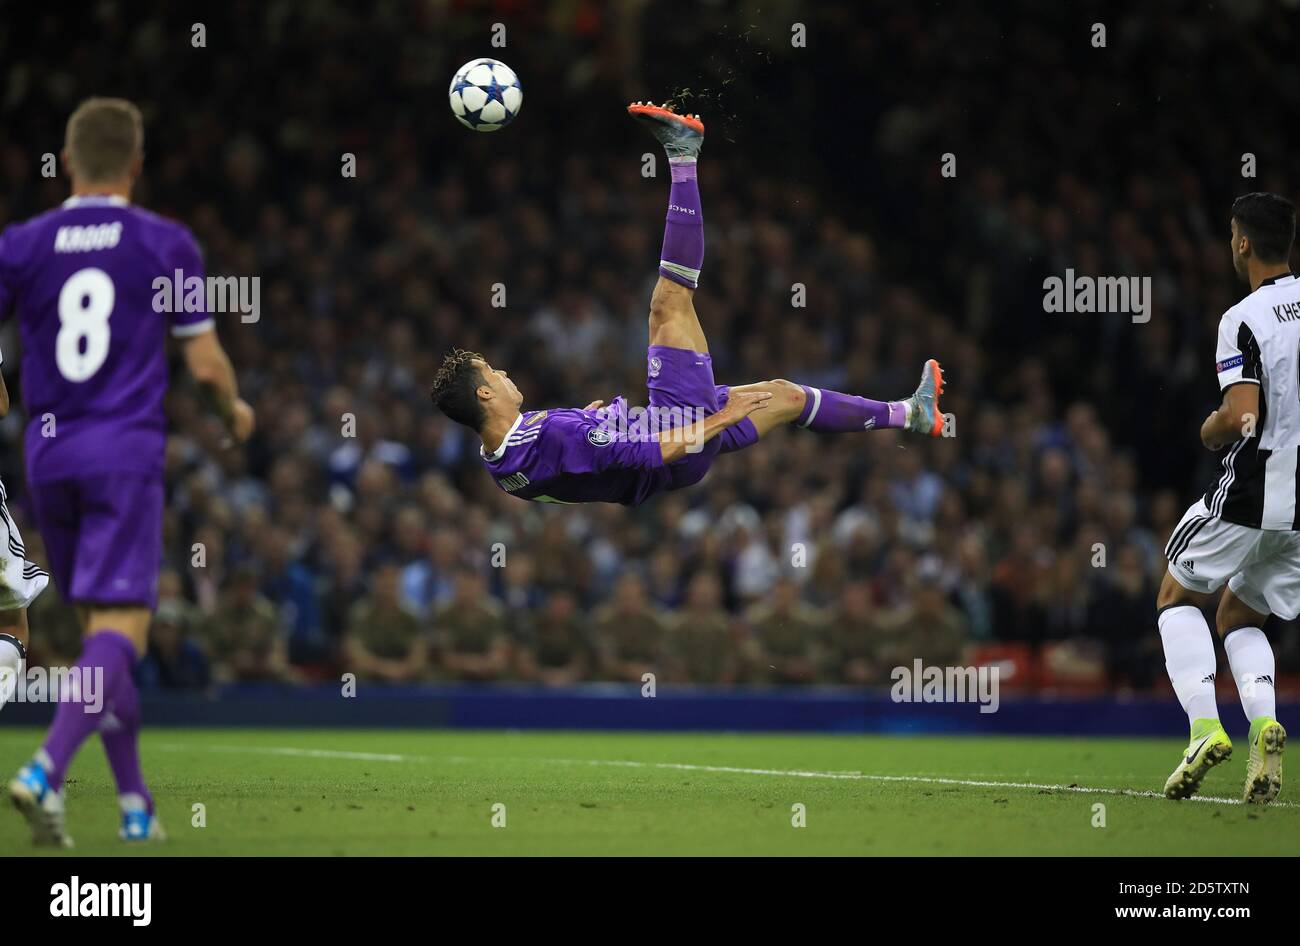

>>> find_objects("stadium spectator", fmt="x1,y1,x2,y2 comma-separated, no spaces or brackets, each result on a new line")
875,559,969,674
434,569,511,682
201,564,294,684
518,590,591,686
137,602,212,692
662,573,740,685
744,576,827,684
343,562,428,684
823,581,884,685
594,573,666,683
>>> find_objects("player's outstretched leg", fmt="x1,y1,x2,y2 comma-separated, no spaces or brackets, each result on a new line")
9,618,162,845
630,102,708,353
726,359,948,442
87,610,164,842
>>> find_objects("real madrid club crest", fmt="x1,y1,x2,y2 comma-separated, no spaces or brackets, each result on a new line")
587,426,612,446
648,355,662,378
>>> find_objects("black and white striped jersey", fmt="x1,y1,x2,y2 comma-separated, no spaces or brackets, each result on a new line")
1203,272,1300,530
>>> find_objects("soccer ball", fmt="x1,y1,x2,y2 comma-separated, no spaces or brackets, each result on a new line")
449,58,522,132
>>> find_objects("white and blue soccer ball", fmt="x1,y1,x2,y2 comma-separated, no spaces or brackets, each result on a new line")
449,58,522,132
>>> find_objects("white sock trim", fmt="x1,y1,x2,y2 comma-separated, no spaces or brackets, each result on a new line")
659,260,701,284
797,387,822,428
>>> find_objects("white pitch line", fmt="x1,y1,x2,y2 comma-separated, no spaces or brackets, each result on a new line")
155,743,1298,810
157,743,416,763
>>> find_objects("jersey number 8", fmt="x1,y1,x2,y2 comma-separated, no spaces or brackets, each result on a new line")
56,267,114,382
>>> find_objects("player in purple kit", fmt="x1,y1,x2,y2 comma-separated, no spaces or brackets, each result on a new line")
1,98,254,846
430,103,948,507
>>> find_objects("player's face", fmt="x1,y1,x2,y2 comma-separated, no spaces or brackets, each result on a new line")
1230,218,1249,282
475,359,523,408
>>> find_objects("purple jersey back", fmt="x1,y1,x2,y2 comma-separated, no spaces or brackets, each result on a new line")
0,196,212,482
482,397,668,506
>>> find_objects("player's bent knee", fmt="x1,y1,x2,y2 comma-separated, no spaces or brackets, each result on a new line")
766,379,806,420
769,379,804,405
1215,592,1265,638
84,605,153,652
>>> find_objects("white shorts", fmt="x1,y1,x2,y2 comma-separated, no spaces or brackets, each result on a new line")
1166,497,1300,619
0,481,47,612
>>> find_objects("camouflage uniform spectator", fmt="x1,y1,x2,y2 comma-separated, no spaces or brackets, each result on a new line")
434,570,511,682
343,562,428,683
594,573,666,683
201,564,293,683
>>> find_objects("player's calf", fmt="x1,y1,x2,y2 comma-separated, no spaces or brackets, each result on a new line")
634,101,709,350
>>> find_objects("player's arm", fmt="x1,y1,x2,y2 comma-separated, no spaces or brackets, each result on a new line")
542,392,771,476
1201,382,1260,450
168,226,254,443
655,390,771,464
181,330,255,443
0,371,9,418
1204,313,1261,450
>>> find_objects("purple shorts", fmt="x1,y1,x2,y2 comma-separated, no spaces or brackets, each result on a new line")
28,472,164,609
647,345,759,491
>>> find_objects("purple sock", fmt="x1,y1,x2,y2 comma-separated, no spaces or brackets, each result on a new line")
659,160,703,289
796,386,907,432
100,659,152,813
41,629,136,788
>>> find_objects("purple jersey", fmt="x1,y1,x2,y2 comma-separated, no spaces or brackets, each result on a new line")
0,195,212,482
481,397,669,506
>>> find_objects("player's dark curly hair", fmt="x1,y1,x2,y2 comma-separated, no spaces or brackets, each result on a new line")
1232,192,1295,263
430,348,488,431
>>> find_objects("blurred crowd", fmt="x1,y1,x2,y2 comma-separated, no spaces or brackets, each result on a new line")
2,1,1299,692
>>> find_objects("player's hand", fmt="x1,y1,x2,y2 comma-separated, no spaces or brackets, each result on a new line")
1201,409,1225,450
718,390,772,425
583,399,606,411
227,398,256,445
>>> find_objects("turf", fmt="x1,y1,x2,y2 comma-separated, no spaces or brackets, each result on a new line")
1,727,1296,855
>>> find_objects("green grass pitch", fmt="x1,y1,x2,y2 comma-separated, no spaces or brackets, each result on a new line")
1,727,1296,855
